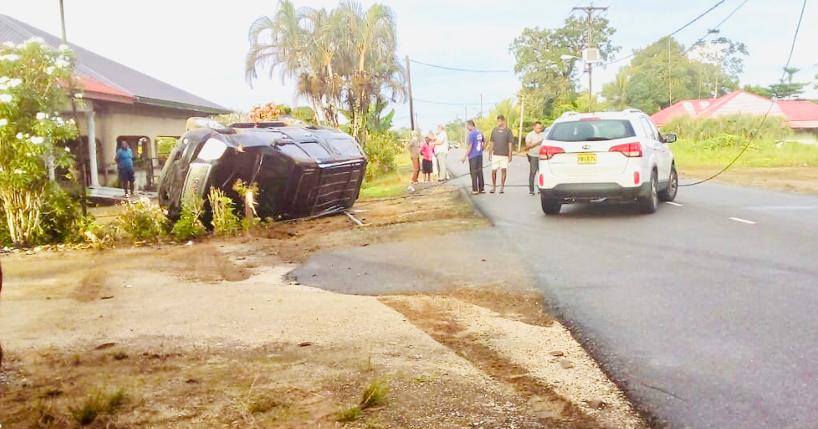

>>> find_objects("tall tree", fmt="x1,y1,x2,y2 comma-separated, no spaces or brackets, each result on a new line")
245,0,405,143
602,37,742,113
510,15,619,119
768,67,808,99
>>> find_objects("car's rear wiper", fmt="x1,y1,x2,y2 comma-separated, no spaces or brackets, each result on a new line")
585,137,612,141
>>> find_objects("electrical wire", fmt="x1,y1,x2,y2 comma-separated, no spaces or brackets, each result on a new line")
409,59,512,74
683,0,751,55
604,0,728,66
413,97,501,107
679,0,808,187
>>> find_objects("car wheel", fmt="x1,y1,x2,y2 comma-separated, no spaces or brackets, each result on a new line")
638,170,659,214
541,194,561,215
659,165,678,202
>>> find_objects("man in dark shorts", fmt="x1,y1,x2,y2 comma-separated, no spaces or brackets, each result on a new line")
461,120,485,194
115,141,135,197
489,115,514,194
524,121,546,195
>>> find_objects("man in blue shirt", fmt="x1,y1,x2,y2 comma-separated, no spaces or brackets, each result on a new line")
461,120,485,194
115,141,135,197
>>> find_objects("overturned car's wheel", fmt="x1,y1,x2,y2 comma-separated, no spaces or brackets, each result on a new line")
659,165,678,202
638,170,659,214
541,195,562,215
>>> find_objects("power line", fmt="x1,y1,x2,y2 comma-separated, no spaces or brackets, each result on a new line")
409,59,512,74
413,97,501,107
604,0,728,66
683,0,751,55
680,0,808,187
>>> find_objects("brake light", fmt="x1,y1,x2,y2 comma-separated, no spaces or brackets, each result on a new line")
539,145,565,160
580,117,601,121
609,142,642,157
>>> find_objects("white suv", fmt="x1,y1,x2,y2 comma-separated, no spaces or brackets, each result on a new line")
537,110,678,215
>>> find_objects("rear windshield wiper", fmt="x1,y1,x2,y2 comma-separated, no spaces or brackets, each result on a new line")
585,137,612,141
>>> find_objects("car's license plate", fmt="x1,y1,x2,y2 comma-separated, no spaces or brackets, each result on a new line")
577,153,597,164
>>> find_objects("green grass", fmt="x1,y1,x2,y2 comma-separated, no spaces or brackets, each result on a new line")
672,138,818,170
359,153,413,200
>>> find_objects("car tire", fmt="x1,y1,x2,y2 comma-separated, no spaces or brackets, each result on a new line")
541,195,561,215
638,170,659,214
659,165,678,202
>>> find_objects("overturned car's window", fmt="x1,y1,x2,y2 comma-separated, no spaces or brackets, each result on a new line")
299,142,331,159
328,138,362,157
549,120,635,142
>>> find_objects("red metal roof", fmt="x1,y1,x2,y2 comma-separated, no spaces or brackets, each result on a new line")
75,74,135,104
651,90,818,129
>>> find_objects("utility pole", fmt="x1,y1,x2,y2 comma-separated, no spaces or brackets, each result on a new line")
572,4,607,112
464,105,468,149
59,0,87,216
405,55,415,131
517,96,525,153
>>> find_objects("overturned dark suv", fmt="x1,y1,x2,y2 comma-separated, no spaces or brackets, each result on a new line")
158,118,367,220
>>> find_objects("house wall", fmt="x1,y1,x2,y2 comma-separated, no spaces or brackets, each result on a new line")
74,101,199,188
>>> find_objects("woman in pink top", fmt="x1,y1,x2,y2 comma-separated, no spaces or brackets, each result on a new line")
420,135,435,182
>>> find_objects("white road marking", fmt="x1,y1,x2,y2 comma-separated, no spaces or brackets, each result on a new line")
744,205,816,211
665,202,684,207
729,217,757,225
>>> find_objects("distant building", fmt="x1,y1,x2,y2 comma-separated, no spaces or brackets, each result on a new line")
0,14,230,190
651,90,818,139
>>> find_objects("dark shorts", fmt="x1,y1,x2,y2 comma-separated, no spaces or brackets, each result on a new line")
118,168,135,183
422,159,433,173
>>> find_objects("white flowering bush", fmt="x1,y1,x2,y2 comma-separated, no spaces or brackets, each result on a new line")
0,38,80,245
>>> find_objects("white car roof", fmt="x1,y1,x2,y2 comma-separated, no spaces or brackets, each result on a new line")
554,110,647,123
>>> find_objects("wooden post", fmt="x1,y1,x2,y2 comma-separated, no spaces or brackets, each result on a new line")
517,96,525,153
244,190,255,232
405,56,415,131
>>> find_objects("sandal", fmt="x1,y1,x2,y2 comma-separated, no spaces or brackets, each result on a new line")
499,188,505,194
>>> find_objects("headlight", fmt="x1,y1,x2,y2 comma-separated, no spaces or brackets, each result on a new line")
197,138,227,161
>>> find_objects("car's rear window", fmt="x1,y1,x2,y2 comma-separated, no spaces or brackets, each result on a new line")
548,119,636,142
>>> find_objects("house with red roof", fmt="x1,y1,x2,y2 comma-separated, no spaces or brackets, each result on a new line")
651,90,818,136
0,14,230,191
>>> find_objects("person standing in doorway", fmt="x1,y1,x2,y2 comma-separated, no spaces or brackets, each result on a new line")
115,140,135,197
461,120,485,194
433,124,449,181
408,129,422,183
525,121,546,196
488,115,514,194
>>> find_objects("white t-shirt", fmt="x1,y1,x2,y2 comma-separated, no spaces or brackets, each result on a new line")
435,130,449,153
526,130,545,157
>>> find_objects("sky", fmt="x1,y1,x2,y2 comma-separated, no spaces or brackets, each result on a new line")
2,0,816,131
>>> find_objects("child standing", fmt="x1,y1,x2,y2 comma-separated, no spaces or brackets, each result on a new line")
420,135,435,182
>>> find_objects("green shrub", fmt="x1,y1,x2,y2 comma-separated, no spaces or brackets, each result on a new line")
363,132,401,181
208,188,240,236
661,114,791,148
114,199,167,242
171,195,206,241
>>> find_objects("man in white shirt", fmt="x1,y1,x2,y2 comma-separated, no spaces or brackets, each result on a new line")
433,124,450,181
524,121,546,195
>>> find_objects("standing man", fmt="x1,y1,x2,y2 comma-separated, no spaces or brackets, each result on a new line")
488,115,514,194
525,121,546,196
461,120,485,194
433,124,449,181
407,129,422,183
115,140,135,197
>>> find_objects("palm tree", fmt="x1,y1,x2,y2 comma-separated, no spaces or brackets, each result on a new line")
245,0,405,143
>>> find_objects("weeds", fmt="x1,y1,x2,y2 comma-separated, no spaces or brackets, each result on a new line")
171,195,206,241
208,188,241,236
114,199,166,241
68,387,127,426
336,405,363,422
360,379,388,409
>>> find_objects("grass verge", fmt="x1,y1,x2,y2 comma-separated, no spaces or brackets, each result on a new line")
360,153,413,200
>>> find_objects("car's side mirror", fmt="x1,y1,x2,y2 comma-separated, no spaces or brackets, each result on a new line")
662,133,677,144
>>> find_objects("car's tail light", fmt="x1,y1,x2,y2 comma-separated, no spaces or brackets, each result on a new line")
609,142,642,157
539,145,565,160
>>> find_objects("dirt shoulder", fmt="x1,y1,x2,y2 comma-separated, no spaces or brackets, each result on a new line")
0,188,645,428
681,166,818,195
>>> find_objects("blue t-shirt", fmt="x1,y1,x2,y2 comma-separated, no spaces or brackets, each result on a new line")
116,147,134,171
467,130,484,159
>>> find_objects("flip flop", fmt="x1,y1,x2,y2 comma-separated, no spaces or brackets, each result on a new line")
499,188,505,194
490,188,496,194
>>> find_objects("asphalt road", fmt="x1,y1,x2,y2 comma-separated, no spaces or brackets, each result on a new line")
445,150,818,428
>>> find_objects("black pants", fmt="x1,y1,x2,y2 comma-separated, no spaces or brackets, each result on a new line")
469,156,484,192
528,155,539,193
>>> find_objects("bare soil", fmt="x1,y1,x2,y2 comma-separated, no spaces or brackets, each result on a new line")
0,187,644,428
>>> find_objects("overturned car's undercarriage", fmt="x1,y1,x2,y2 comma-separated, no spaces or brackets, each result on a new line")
158,119,367,220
